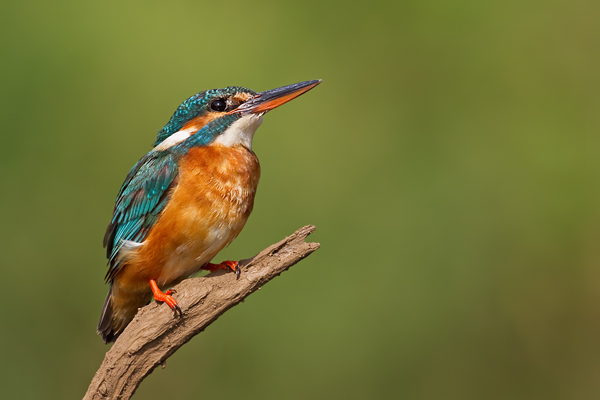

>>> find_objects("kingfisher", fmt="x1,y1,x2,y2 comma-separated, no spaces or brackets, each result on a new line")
98,80,321,343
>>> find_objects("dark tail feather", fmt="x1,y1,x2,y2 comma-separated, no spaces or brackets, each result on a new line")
97,286,119,344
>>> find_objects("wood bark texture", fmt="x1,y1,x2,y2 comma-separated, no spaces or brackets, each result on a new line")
83,225,320,400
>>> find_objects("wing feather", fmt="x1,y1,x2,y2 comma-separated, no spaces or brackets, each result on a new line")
103,150,179,282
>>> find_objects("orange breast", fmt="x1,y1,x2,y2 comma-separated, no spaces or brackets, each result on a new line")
116,144,260,291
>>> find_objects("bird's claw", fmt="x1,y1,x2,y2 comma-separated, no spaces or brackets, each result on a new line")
173,302,183,317
203,260,241,279
160,293,181,316
149,279,182,317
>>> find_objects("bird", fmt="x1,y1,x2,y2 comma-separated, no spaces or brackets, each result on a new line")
98,80,321,343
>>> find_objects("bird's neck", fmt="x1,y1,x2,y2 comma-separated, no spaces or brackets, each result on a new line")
155,113,263,154
212,114,263,151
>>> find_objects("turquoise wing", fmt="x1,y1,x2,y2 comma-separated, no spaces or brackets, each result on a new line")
103,150,179,282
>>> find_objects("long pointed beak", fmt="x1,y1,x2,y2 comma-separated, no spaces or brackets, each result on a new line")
235,80,322,115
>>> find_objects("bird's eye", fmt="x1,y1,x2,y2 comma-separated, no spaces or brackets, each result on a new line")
210,99,227,112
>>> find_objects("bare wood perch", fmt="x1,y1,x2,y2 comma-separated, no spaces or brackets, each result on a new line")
84,225,320,400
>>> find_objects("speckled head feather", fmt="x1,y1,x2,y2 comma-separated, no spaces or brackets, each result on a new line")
154,86,256,146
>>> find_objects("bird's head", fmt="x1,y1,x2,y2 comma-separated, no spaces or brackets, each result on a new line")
154,80,321,152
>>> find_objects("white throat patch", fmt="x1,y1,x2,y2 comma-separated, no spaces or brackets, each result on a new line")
212,114,263,150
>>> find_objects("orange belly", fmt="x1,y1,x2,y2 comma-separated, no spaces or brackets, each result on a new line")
114,144,260,293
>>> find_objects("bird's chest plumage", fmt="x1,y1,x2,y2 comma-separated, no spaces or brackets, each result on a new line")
127,145,260,287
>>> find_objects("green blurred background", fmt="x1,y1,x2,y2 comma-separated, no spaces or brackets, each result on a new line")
1,0,600,399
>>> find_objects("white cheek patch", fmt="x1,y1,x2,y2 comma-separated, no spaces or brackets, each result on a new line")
212,114,263,150
153,125,197,151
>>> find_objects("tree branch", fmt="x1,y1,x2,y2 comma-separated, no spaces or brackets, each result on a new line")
83,225,320,400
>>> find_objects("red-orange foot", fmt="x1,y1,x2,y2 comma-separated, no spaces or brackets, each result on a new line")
202,260,241,279
149,279,182,316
